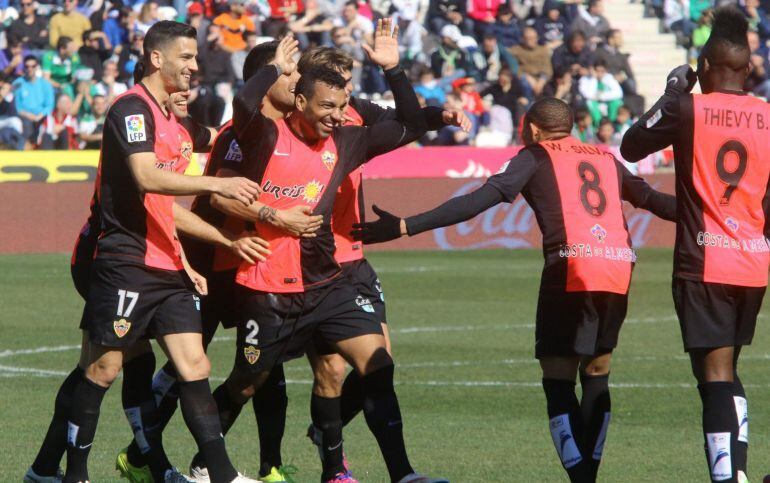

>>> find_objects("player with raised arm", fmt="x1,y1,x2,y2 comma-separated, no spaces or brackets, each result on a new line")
620,7,767,482
353,98,676,483
296,46,471,480
206,30,445,483
56,20,263,483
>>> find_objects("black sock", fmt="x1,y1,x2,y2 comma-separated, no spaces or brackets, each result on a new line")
360,365,413,482
31,366,83,477
311,394,345,480
213,383,246,435
699,382,738,483
63,374,108,483
542,378,591,483
579,373,611,482
180,379,238,483
340,370,364,427
732,376,748,477
253,364,287,476
121,351,173,481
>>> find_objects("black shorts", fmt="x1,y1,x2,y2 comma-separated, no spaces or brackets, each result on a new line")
234,277,382,373
672,278,765,351
341,259,386,323
72,261,93,331
535,289,628,359
86,259,202,347
200,269,239,346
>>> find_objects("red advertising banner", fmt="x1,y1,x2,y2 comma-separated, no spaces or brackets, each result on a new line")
364,146,519,179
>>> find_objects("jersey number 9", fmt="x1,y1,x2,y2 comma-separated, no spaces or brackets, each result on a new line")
715,140,748,206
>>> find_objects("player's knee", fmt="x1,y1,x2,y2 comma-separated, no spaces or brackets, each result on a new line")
313,357,347,396
356,347,393,376
176,352,211,382
88,359,121,386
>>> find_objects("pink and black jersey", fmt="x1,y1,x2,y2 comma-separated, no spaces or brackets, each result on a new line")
227,64,427,293
622,90,770,287
87,84,211,270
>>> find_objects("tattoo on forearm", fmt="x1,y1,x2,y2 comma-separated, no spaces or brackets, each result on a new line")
258,206,277,222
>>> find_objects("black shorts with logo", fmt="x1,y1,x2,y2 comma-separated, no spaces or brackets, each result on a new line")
673,278,765,351
200,268,239,346
234,277,382,373
341,258,386,323
535,289,628,359
86,258,202,347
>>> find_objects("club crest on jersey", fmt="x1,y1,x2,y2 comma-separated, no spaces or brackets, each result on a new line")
125,114,146,143
224,139,242,162
113,318,131,338
355,295,375,313
303,180,324,203
322,150,337,171
591,224,607,242
244,345,260,364
181,141,193,162
725,217,740,233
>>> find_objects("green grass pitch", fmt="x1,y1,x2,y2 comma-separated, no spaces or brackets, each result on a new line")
1,249,769,482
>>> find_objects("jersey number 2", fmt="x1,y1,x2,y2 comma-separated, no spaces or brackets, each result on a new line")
578,161,607,217
715,140,748,205
245,319,259,345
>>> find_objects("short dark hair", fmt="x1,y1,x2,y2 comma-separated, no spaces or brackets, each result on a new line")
702,6,750,66
606,29,620,41
298,47,354,75
344,0,358,9
296,66,346,100
593,59,607,69
23,54,38,65
57,36,73,51
143,20,197,63
133,60,145,85
242,41,279,81
525,97,574,133
82,29,95,43
598,117,614,129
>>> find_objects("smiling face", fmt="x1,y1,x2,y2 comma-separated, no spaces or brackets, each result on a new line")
154,36,198,92
296,81,347,140
168,90,190,117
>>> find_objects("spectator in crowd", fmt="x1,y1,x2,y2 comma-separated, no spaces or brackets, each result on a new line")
187,2,211,47
513,0,546,23
542,67,579,106
475,102,513,146
49,0,91,48
453,76,486,134
37,92,79,149
197,23,236,123
691,8,713,60
117,31,143,84
551,29,592,80
744,0,770,41
8,0,50,53
572,107,595,142
334,1,374,45
41,36,82,92
479,32,517,83
480,67,527,127
390,0,429,61
428,0,472,36
289,0,335,49
232,30,260,84
102,8,132,54
78,93,106,149
535,0,568,49
595,116,618,146
92,59,128,101
1,39,27,78
330,26,364,92
614,104,633,136
78,30,112,81
431,24,473,78
0,73,24,150
490,4,522,48
570,0,610,46
664,0,694,47
579,59,623,124
214,0,257,52
435,92,471,145
688,0,711,32
415,65,446,105
745,29,770,97
468,0,502,38
134,1,160,36
13,55,54,148
594,29,636,95
264,0,306,38
509,26,552,97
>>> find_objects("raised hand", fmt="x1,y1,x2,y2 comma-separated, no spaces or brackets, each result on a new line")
665,64,697,96
271,33,300,76
362,18,400,71
351,204,405,244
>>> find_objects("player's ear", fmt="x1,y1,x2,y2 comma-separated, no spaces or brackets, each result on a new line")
296,92,307,111
150,49,163,70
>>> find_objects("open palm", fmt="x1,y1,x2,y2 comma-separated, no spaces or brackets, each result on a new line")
363,18,400,70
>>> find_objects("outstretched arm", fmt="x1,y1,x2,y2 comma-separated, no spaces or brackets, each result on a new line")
618,161,677,222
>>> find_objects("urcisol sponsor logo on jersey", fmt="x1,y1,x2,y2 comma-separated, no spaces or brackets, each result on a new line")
262,179,325,203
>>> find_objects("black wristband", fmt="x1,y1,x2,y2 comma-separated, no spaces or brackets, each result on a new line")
383,65,404,77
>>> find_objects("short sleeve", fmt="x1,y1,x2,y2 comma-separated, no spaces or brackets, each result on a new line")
104,95,156,156
179,116,212,152
485,148,542,202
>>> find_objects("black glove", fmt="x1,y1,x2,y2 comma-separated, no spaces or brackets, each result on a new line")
351,205,403,245
665,64,697,96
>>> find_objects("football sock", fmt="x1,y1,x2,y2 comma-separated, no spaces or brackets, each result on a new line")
699,382,738,483
579,373,611,481
732,376,748,476
121,351,173,481
63,373,108,483
360,364,414,482
311,394,345,480
542,378,591,483
213,382,246,435
31,365,83,476
179,379,238,483
340,370,364,426
253,364,287,476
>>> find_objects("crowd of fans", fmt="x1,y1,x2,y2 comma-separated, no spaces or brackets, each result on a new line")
0,0,646,150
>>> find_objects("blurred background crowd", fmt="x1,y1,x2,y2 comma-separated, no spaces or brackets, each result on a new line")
0,0,763,159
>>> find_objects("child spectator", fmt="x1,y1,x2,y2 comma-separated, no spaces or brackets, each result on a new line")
572,108,595,143
414,66,446,105
579,59,623,124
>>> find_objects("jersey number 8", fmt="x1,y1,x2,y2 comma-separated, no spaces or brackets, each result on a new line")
578,161,607,217
715,140,748,206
